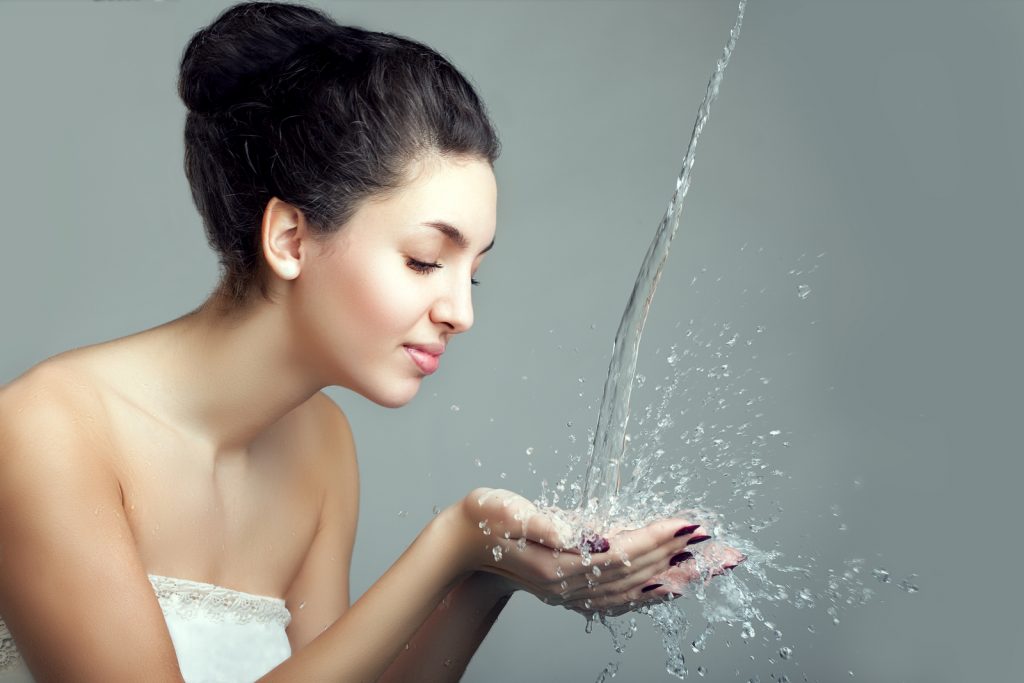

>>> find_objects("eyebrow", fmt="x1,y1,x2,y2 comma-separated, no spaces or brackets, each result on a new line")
422,220,495,255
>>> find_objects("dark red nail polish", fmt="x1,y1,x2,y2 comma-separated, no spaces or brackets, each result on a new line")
687,534,711,546
670,552,693,566
580,534,610,554
674,524,701,538
641,583,663,593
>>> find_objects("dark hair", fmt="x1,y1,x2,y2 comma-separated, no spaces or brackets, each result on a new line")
178,1,500,309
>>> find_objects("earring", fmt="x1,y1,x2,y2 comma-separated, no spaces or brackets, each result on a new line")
279,262,299,279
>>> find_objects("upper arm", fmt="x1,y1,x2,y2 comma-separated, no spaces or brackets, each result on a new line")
283,393,359,653
0,370,184,682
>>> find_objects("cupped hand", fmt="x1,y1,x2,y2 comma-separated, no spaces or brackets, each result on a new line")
456,488,743,614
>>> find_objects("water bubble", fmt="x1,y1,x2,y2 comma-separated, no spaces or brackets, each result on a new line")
592,566,602,577
450,404,460,412
697,666,708,677
740,622,755,640
797,284,811,300
516,538,528,552
474,458,482,467
779,646,793,660
397,510,408,518
500,472,507,479
555,566,565,578
443,658,452,668
492,545,503,562
768,429,781,437
431,505,440,516
525,447,534,456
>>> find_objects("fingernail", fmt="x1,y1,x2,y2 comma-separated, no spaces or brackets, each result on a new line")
581,535,610,554
641,583,663,593
673,524,701,538
669,552,693,566
687,534,711,546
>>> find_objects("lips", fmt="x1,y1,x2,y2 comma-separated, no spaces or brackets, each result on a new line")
404,344,444,375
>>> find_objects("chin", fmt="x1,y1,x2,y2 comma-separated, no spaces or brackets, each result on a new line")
358,379,422,409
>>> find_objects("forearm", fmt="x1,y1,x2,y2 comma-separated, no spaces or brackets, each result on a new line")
377,572,515,683
258,507,474,683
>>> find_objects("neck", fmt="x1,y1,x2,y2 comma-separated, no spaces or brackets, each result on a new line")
119,290,324,455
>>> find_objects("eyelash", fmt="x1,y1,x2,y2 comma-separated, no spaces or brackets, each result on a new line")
406,258,480,286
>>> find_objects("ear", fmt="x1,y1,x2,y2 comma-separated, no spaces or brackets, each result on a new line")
261,197,305,280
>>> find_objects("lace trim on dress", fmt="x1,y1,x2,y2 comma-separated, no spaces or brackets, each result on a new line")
0,619,16,672
147,574,292,627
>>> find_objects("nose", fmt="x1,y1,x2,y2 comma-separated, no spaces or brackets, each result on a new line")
431,278,474,334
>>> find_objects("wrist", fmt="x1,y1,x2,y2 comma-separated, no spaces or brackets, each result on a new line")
431,500,485,578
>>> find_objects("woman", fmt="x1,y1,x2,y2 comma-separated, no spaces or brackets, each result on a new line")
0,2,743,681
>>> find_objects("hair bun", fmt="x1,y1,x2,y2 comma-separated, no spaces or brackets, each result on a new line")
179,2,339,113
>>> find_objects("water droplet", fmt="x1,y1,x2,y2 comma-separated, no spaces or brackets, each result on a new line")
450,404,460,412
740,622,755,640
797,284,811,300
492,545,503,561
697,666,708,677
516,538,527,552
500,472,507,479
525,447,534,456
779,646,793,660
432,505,440,516
898,574,920,593
398,510,408,517
769,429,781,436
592,565,602,577
474,458,482,467
443,658,452,668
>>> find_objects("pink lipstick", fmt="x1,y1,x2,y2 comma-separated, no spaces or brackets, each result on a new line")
404,344,442,375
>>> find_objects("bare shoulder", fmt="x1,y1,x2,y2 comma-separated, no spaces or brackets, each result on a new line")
0,360,182,680
308,391,355,453
0,357,114,459
304,391,358,497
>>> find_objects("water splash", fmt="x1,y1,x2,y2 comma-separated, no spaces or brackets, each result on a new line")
512,1,915,678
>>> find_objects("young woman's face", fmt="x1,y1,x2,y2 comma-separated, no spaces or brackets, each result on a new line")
294,155,497,407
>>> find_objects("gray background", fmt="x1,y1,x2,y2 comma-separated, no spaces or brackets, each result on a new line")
1,0,1021,681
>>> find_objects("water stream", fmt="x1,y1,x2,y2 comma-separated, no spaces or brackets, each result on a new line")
579,0,748,528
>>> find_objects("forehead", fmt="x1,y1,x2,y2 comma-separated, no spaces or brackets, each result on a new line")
355,156,497,239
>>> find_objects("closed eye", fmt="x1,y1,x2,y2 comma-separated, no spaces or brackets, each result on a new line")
408,257,481,286
406,258,442,274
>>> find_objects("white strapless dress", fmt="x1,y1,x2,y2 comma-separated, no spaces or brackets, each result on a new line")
0,574,292,683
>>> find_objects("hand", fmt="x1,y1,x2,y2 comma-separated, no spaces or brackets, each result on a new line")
564,538,746,617
454,488,744,615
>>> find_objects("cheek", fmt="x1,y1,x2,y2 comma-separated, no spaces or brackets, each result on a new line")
335,256,426,336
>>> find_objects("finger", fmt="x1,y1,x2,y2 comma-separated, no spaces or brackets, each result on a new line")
579,519,711,586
